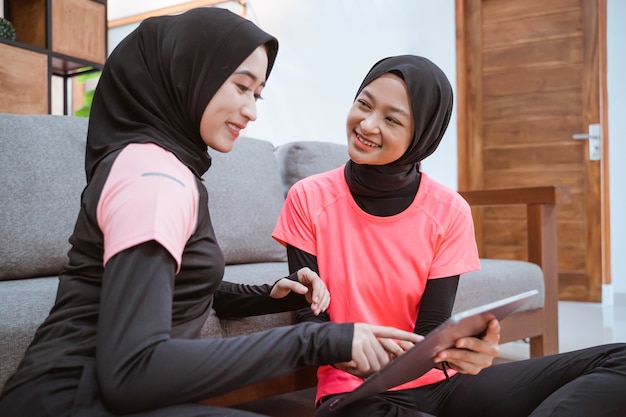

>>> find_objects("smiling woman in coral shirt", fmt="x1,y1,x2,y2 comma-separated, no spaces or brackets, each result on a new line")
274,55,626,417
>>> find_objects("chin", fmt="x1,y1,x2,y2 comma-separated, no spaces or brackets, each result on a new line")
214,145,234,153
209,138,236,153
347,150,368,165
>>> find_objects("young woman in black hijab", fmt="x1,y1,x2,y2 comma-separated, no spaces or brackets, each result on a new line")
274,55,626,417
0,9,420,417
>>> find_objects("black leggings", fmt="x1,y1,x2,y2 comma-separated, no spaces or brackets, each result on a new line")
316,343,626,417
0,363,265,417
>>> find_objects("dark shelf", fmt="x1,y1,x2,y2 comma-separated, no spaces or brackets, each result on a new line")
51,53,104,77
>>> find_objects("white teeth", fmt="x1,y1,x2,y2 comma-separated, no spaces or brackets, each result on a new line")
357,134,380,148
227,122,241,132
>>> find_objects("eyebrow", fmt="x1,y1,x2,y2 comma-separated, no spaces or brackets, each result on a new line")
233,69,266,87
361,89,410,118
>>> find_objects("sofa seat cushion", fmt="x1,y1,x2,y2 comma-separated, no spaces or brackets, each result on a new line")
220,262,294,337
203,137,287,265
221,312,295,338
454,259,545,314
199,312,225,339
0,276,59,390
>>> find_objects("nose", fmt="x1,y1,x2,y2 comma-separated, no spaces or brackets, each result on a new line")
359,114,380,134
241,96,257,122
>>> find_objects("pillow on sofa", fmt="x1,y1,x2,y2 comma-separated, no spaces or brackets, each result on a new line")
203,137,287,264
0,114,87,281
275,141,349,196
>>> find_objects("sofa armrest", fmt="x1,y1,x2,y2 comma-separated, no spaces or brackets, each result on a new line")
459,185,571,356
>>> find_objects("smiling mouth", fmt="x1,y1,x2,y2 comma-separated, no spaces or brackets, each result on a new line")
227,122,244,133
355,132,381,148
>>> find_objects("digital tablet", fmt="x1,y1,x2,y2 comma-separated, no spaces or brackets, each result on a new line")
317,289,538,415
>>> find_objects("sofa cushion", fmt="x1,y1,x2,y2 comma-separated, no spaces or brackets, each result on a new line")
223,262,290,286
275,141,349,195
0,114,87,281
220,262,293,337
203,137,287,264
199,312,225,339
221,310,295,338
0,277,59,391
453,259,545,314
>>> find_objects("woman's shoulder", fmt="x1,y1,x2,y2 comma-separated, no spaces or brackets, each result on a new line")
101,143,200,205
285,166,348,212
418,173,471,211
107,143,198,187
289,165,346,193
120,142,192,171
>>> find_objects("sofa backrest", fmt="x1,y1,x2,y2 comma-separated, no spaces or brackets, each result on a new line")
275,140,349,196
0,114,88,281
0,113,350,279
202,137,287,264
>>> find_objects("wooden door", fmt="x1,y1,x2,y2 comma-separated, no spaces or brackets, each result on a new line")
456,0,609,301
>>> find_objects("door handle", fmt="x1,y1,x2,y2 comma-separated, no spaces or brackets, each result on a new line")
572,123,601,161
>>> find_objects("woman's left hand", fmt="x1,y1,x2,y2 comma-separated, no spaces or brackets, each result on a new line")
433,318,501,375
269,267,330,315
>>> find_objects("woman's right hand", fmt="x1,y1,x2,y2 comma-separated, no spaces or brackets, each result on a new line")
433,318,500,375
335,323,423,379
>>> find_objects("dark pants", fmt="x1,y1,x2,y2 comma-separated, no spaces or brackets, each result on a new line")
316,343,626,417
0,363,265,417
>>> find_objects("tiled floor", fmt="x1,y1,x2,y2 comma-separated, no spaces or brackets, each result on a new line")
499,297,626,361
235,298,626,416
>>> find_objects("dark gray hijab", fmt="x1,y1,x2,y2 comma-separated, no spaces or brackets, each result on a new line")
85,8,278,181
344,55,453,215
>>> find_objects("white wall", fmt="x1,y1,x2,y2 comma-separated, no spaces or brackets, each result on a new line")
108,0,204,19
607,0,626,299
244,0,458,189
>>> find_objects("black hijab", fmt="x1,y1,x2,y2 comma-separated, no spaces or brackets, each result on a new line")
85,8,278,181
344,55,453,216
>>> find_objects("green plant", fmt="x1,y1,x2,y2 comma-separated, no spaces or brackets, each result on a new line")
0,17,17,41
73,70,101,118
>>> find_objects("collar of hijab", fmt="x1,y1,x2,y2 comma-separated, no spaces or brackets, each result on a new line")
84,8,278,181
344,55,453,215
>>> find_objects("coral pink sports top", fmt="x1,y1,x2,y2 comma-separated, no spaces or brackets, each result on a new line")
273,166,480,401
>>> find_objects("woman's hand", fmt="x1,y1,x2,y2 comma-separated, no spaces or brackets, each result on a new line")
334,323,423,379
433,318,501,375
269,267,330,315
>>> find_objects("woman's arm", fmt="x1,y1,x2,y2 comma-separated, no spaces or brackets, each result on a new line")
414,275,459,336
287,244,331,324
97,240,353,414
419,277,500,375
214,267,329,318
213,274,306,318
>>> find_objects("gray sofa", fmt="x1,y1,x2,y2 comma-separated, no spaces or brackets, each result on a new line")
0,113,557,406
